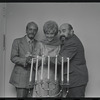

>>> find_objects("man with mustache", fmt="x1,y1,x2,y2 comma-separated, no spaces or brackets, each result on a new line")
9,22,40,97
58,23,88,97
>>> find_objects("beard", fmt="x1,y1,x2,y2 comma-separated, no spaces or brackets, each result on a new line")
60,33,72,42
59,35,66,43
27,33,36,40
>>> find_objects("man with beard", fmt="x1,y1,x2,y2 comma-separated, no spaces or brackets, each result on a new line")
9,22,40,97
58,23,89,97
50,23,88,97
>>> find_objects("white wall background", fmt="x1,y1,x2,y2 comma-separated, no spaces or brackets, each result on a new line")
5,3,100,97
0,3,6,97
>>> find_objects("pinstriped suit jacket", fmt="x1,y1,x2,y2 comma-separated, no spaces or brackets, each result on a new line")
9,35,41,88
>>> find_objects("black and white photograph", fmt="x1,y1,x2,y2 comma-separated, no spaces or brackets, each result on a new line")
0,3,100,98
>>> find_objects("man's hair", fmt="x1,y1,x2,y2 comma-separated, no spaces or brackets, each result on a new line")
43,20,58,36
26,22,38,31
67,24,73,31
60,23,73,31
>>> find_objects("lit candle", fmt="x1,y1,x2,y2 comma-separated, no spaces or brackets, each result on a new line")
67,57,69,83
48,56,50,80
55,55,57,81
41,55,44,80
35,56,38,81
29,58,34,82
61,57,64,82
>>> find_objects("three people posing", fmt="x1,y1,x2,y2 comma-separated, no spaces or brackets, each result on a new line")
9,21,88,97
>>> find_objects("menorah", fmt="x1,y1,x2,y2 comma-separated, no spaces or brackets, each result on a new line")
29,55,70,97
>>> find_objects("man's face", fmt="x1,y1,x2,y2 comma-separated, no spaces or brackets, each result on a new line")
26,24,38,40
59,25,70,41
45,31,55,42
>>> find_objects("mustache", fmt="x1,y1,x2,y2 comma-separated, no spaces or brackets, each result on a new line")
59,35,66,41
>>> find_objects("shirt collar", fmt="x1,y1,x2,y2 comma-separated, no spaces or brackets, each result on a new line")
26,35,34,43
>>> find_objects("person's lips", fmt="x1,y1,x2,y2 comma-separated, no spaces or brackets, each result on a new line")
60,35,66,41
47,38,53,41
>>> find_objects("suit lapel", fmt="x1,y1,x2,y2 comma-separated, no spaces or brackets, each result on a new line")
20,36,38,55
21,36,30,53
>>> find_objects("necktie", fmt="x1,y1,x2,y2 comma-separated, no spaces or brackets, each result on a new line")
29,41,34,54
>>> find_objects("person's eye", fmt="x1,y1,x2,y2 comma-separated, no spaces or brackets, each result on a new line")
51,33,54,35
62,29,66,33
45,32,49,35
33,29,37,32
28,28,32,31
58,30,61,34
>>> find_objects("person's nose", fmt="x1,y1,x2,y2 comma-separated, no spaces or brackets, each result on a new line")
32,30,34,33
31,30,36,35
60,32,66,36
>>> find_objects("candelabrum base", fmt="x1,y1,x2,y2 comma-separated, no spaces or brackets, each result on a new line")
32,80,69,97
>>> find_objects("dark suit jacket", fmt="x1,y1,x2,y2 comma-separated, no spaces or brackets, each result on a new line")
9,35,41,88
51,34,88,88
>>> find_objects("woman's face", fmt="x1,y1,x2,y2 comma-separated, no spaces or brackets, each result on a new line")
45,31,56,42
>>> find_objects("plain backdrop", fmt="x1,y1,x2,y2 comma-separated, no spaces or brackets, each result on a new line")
1,3,100,97
0,3,5,97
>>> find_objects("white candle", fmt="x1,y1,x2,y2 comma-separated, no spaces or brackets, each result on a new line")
67,57,69,83
48,56,50,79
61,57,64,82
35,56,38,81
41,55,44,80
55,55,57,81
29,58,34,82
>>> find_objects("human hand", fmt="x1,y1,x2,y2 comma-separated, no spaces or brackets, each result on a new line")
32,55,42,62
25,52,33,64
26,56,33,64
25,52,32,57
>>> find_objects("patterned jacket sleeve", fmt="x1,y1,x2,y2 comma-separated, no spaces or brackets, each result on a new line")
10,39,26,67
